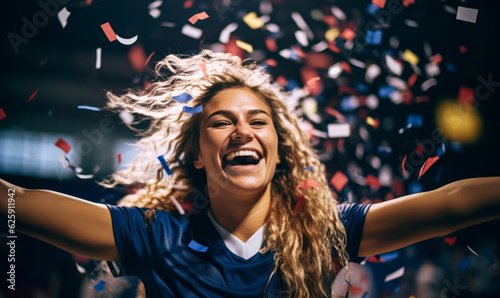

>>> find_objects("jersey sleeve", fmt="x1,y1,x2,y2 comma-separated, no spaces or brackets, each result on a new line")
336,203,373,263
104,204,155,277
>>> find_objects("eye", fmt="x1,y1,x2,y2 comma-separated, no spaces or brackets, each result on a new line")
251,120,268,126
211,121,231,127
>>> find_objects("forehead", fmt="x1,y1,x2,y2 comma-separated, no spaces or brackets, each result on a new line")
202,88,271,116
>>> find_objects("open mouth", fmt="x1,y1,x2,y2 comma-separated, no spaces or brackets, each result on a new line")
223,150,262,166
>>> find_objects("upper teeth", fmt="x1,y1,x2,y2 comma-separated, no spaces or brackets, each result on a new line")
225,150,260,162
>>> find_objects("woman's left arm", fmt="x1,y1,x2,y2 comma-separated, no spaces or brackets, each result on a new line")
358,177,500,257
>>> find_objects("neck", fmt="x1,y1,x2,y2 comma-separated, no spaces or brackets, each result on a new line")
209,185,271,242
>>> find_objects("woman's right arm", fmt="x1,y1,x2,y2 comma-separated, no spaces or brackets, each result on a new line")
0,178,120,262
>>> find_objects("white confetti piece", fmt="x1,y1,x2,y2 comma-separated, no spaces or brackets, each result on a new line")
365,64,381,83
265,23,280,33
456,7,478,23
330,6,346,21
291,12,313,40
170,196,185,215
57,7,71,28
385,267,405,282
467,245,479,256
385,54,403,76
294,30,309,47
327,123,351,138
75,173,94,179
116,34,138,45
95,48,101,69
311,41,328,52
219,23,238,44
119,110,134,125
386,77,407,91
59,153,69,168
349,58,366,69
181,24,203,39
421,78,438,91
328,62,343,79
425,62,440,77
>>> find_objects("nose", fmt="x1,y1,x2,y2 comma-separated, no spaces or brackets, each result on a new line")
230,122,254,142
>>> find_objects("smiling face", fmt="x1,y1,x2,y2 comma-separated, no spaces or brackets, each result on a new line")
194,87,280,199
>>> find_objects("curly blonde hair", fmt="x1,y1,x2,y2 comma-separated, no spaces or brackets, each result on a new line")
101,50,349,297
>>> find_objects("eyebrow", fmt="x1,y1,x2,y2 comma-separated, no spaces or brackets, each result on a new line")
205,109,271,123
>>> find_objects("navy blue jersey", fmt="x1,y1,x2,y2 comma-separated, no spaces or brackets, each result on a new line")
105,203,372,297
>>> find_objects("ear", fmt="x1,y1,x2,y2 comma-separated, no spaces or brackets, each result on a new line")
276,154,281,164
194,155,204,169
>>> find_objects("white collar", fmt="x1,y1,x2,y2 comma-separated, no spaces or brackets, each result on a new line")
207,211,265,260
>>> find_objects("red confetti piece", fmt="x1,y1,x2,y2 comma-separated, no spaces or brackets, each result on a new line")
199,62,207,76
367,255,384,263
331,171,348,192
340,28,356,41
263,59,277,67
55,137,72,154
430,53,442,64
403,0,415,7
328,42,341,53
402,155,407,176
294,189,305,215
444,236,457,246
297,179,321,189
372,0,387,8
418,156,439,180
366,174,381,189
101,22,117,42
306,77,320,93
0,108,5,120
117,153,122,164
415,95,430,103
408,73,418,87
459,45,468,53
183,0,193,9
458,86,474,107
28,89,39,102
188,11,209,25
265,37,277,52
144,51,155,66
323,15,336,27
128,44,147,72
276,76,288,86
340,61,352,73
325,107,346,121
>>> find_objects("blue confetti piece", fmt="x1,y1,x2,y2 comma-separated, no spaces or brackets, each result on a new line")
182,105,203,114
380,251,399,262
344,279,352,287
303,166,313,172
409,181,423,194
366,30,383,45
94,280,106,292
406,114,423,127
361,292,368,298
177,157,185,169
446,63,457,72
188,240,208,252
172,93,193,103
436,143,446,157
367,3,381,14
340,96,357,111
458,255,470,271
378,86,395,98
356,84,369,93
158,155,172,175
285,79,298,91
77,105,100,111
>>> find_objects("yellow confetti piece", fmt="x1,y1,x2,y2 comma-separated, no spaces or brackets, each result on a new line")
236,40,254,53
243,12,264,29
403,49,419,65
325,28,340,42
366,116,377,127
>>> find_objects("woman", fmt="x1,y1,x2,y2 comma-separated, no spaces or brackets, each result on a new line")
1,50,500,297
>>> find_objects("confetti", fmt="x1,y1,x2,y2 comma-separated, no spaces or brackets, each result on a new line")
55,137,71,154
119,110,134,125
402,155,407,176
366,30,382,45
116,34,138,45
94,280,106,292
95,48,101,69
0,108,5,120
294,189,305,214
219,23,238,44
77,105,100,111
188,240,208,252
444,236,457,246
418,156,439,180
303,166,313,172
28,89,39,102
372,0,387,9
403,49,419,65
182,105,203,114
59,153,69,168
296,179,321,189
117,153,121,164
407,114,423,127
325,28,340,42
327,123,350,138
100,22,117,42
243,12,264,29
144,51,155,66
158,155,172,175
456,7,478,24
344,279,353,287
172,93,193,103
57,7,71,28
76,173,94,179
235,40,253,53
170,196,185,215
181,24,202,39
199,62,207,76
384,267,404,282
331,171,348,192
291,12,313,39
188,11,209,25
365,175,381,189
467,245,478,256
385,55,403,76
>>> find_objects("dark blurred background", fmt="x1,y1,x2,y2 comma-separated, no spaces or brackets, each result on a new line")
1,0,500,297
